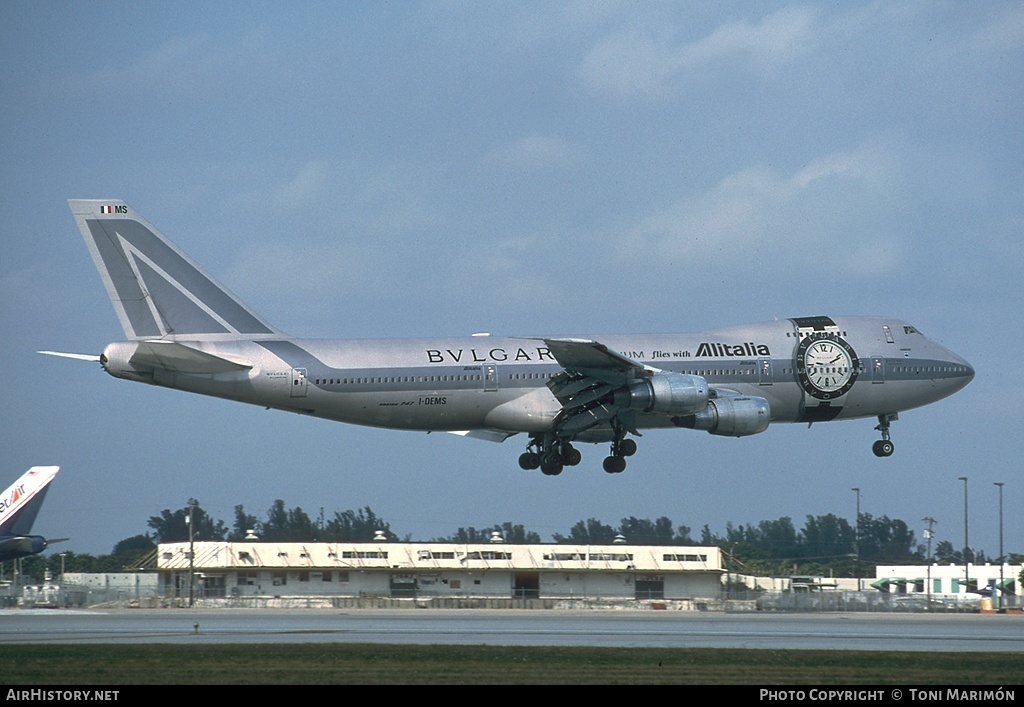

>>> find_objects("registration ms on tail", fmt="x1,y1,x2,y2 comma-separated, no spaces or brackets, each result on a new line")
50,200,974,476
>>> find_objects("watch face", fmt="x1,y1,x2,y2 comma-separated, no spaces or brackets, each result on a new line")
797,335,859,399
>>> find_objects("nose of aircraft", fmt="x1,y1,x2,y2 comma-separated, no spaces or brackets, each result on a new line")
938,345,975,397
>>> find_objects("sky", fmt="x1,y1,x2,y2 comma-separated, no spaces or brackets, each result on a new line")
1,2,1021,560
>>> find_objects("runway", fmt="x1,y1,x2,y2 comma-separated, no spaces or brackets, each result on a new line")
2,609,1021,652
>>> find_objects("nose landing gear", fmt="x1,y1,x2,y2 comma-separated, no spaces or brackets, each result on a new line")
873,413,897,457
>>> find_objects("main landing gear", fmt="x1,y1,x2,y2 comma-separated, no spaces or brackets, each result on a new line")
519,431,638,475
602,435,636,474
519,434,582,476
872,413,897,457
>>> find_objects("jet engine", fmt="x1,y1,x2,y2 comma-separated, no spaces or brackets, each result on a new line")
673,395,770,437
615,372,709,416
0,535,48,562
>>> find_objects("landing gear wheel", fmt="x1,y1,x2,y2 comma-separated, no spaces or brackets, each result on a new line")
562,444,582,466
519,452,540,470
603,456,626,474
618,438,637,457
541,461,564,476
873,413,897,458
540,451,563,476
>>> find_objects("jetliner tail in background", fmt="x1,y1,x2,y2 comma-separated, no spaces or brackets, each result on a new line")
0,466,60,563
67,199,283,341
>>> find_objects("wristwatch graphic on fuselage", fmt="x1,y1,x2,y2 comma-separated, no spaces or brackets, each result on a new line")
793,316,861,403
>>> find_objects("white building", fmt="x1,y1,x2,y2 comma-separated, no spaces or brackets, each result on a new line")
155,539,725,604
62,571,160,600
874,563,1020,602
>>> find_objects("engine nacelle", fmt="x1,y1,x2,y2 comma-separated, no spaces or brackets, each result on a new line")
673,395,770,437
616,372,709,416
0,535,48,561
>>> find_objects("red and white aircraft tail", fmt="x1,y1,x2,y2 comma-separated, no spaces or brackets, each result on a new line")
0,466,60,562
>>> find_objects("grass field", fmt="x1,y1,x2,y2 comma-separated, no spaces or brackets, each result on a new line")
2,644,1020,685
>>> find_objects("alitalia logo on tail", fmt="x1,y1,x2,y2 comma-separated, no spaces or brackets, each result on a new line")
695,342,771,357
100,205,128,215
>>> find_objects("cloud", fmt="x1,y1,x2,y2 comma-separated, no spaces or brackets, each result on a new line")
224,158,451,316
65,27,278,104
963,3,1024,54
622,140,906,277
579,6,820,100
270,160,331,209
685,5,818,67
483,135,582,174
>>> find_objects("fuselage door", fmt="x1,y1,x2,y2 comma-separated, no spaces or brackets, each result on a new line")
290,368,308,397
758,358,774,386
483,363,498,392
870,357,885,384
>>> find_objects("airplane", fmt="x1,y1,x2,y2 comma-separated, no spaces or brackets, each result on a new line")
925,592,984,610
0,466,60,562
47,199,974,476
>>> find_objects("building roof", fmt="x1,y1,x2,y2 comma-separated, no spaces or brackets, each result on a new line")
156,541,724,574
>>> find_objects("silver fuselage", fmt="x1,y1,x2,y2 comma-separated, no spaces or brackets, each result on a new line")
100,315,974,440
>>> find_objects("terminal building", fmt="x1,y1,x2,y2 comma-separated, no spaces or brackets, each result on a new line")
154,536,725,605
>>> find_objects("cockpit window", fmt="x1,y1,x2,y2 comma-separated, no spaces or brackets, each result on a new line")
903,325,920,335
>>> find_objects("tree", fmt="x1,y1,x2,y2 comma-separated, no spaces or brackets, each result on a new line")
756,517,800,559
444,527,491,543
147,504,227,544
553,518,617,544
111,534,156,566
228,504,262,541
934,540,960,564
858,514,918,564
495,522,540,544
112,534,155,555
323,507,394,542
439,522,541,544
617,516,677,545
260,500,318,542
800,514,855,562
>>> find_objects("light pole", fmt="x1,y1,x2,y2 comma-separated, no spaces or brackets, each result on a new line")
922,517,936,607
851,488,860,591
994,482,1004,611
957,476,969,593
187,498,198,607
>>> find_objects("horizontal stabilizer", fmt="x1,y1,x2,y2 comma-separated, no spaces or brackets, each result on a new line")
131,341,252,374
38,351,101,362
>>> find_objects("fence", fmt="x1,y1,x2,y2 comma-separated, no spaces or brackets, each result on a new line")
750,590,1021,613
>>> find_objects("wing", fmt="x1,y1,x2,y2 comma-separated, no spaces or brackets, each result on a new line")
540,338,657,438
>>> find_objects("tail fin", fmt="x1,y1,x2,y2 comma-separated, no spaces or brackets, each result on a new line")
68,199,283,340
0,466,59,537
